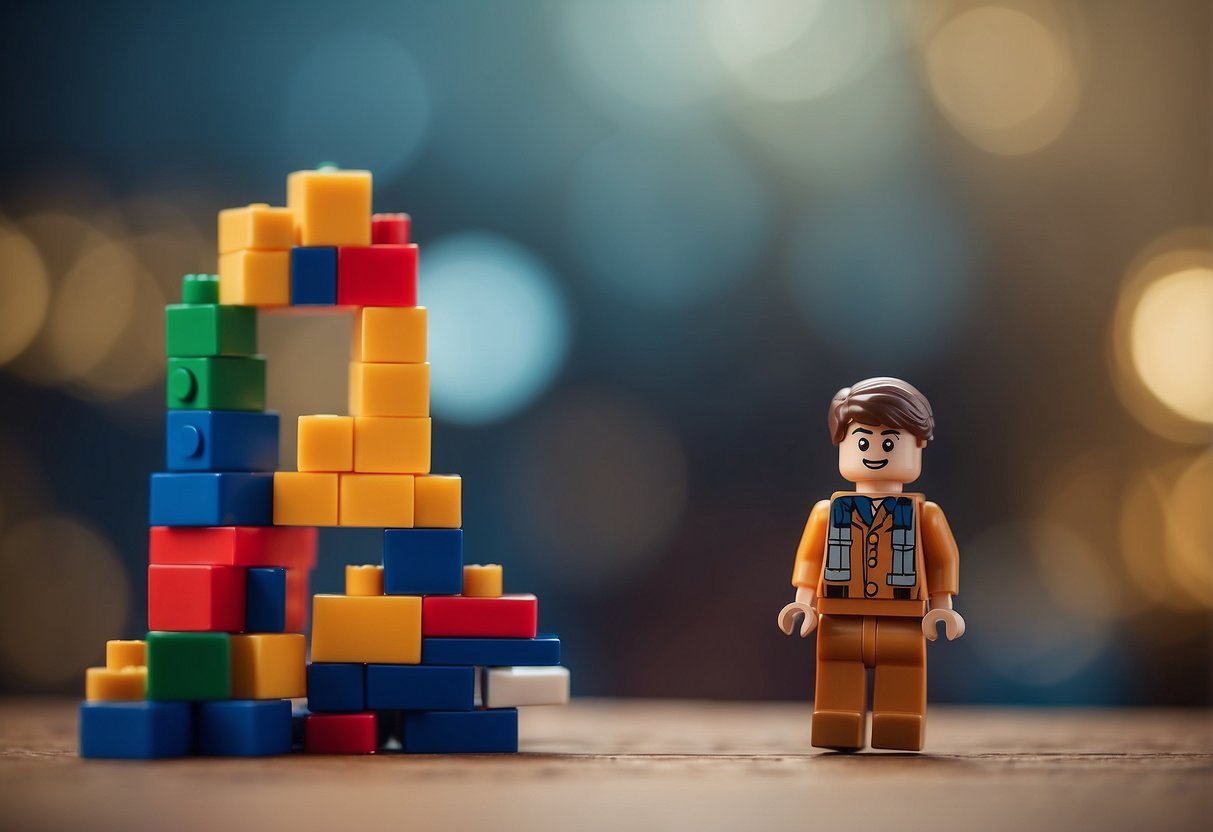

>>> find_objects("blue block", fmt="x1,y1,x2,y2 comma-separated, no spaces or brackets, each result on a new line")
422,634,561,667
366,665,475,711
79,701,192,759
383,529,463,595
403,709,518,754
307,663,365,712
166,410,279,472
195,700,292,756
291,247,337,305
149,472,273,526
245,567,286,633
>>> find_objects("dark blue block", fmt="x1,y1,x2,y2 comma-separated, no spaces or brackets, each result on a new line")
79,701,192,759
383,529,463,595
195,699,292,756
422,634,560,666
307,663,365,712
403,709,518,754
366,665,475,711
166,410,279,472
149,472,273,526
291,247,337,305
245,567,286,633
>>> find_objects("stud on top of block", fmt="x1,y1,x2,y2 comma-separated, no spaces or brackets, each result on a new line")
345,565,384,596
181,273,220,305
106,640,146,670
85,666,148,701
462,564,503,598
371,213,411,245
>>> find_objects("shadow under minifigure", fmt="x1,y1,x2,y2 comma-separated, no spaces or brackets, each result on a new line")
778,377,964,752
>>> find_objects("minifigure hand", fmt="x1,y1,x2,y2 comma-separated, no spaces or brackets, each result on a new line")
922,608,965,641
777,602,818,637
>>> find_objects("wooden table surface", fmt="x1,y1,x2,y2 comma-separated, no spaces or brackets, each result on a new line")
1,698,1210,832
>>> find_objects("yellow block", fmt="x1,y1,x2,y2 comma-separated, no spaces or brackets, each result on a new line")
414,474,462,528
345,564,384,596
310,595,421,664
274,472,339,526
287,168,372,247
348,362,430,417
106,639,146,669
219,249,291,307
352,417,431,473
230,634,306,699
462,564,502,598
218,204,293,254
353,307,427,363
298,415,354,472
86,666,147,701
339,473,414,527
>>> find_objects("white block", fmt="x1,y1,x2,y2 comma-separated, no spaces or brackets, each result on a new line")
482,666,570,708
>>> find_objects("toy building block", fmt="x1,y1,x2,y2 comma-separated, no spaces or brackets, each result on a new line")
371,213,411,245
348,362,429,417
284,567,310,633
365,665,475,711
287,167,372,248
149,526,317,568
422,595,538,639
167,355,266,411
337,473,414,527
413,475,461,528
297,415,353,472
182,273,220,305
196,699,292,757
166,410,279,472
230,634,306,699
106,639,146,669
422,635,560,667
402,709,518,754
310,594,422,663
146,632,231,701
306,663,365,712
149,472,273,526
219,249,291,307
304,712,377,754
218,204,294,254
345,564,384,596
273,472,339,526
351,417,431,473
85,666,147,701
462,564,502,598
352,306,426,363
148,563,246,632
290,247,338,305
165,303,256,357
483,666,570,708
337,245,418,307
246,567,287,633
79,701,192,759
383,529,462,595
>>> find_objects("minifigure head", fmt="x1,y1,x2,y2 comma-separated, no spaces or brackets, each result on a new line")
828,377,934,488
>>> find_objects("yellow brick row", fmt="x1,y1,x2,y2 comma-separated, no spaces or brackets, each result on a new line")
273,472,460,528
297,415,432,474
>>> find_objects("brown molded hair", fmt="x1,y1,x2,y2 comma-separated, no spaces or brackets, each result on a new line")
828,377,934,445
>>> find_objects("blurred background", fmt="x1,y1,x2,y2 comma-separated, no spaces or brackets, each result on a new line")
0,0,1209,706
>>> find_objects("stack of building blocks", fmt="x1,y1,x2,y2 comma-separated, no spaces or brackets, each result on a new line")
80,166,567,758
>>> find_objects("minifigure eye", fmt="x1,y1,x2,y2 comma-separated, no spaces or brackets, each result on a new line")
858,437,869,452
882,438,894,452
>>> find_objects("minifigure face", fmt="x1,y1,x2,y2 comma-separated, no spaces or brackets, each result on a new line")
837,421,924,486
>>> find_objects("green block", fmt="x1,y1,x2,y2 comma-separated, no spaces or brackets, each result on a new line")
165,304,257,357
146,632,231,701
181,274,219,305
167,356,266,411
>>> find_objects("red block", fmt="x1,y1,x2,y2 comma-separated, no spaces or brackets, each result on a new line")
421,594,538,638
149,526,317,569
305,713,377,754
148,564,246,632
337,244,418,307
371,213,411,245
284,566,310,633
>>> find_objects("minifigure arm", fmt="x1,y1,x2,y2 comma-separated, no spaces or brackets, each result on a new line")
921,501,964,641
778,500,830,638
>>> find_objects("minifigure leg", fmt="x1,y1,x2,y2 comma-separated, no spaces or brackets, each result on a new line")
812,614,866,750
871,616,927,751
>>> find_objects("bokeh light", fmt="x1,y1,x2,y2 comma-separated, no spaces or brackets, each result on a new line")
1163,452,1213,608
0,220,51,367
423,233,570,426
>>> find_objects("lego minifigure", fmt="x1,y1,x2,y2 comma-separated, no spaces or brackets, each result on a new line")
777,377,964,752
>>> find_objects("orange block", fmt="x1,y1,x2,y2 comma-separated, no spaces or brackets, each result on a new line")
297,415,354,472
274,472,339,526
230,634,306,699
414,474,461,528
352,307,427,363
106,640,146,670
345,565,384,596
352,417,431,474
310,594,422,664
219,249,291,307
85,666,147,701
338,473,414,527
348,362,429,417
287,168,371,247
462,564,502,598
218,204,293,254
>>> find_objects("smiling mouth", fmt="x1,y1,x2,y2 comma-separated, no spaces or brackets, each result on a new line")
862,459,889,469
